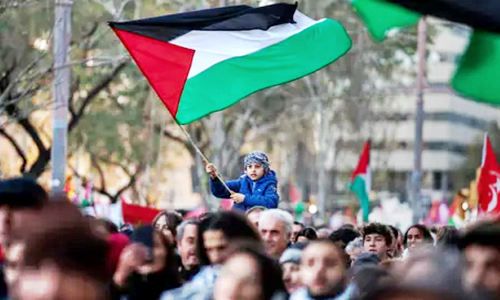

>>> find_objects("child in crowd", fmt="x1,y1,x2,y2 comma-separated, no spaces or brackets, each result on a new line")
205,151,279,211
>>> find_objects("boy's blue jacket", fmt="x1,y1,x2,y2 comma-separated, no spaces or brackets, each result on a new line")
209,171,279,211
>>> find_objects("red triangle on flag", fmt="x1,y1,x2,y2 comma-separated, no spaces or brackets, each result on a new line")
478,134,500,214
350,141,370,181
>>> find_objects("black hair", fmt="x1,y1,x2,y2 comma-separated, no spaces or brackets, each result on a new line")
388,225,402,242
459,222,500,251
152,210,183,239
196,211,261,266
293,221,304,228
0,177,47,209
328,227,361,250
295,227,317,242
403,224,433,247
362,223,393,247
226,243,286,300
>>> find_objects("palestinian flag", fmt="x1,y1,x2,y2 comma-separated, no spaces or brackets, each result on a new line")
351,0,420,41
349,141,371,222
109,3,352,124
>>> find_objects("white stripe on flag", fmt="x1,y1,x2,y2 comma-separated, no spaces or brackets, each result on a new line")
169,11,321,79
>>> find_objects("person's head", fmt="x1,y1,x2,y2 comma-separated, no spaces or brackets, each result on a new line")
404,224,433,253
130,225,179,276
292,221,304,242
244,151,270,181
246,206,266,229
328,227,361,251
300,239,348,298
345,237,364,263
362,223,393,260
0,177,48,246
437,226,460,249
197,211,261,266
14,201,108,300
214,243,285,300
4,239,25,299
295,227,318,243
279,247,303,294
259,209,293,257
388,225,404,258
460,222,500,296
152,210,182,245
176,219,199,269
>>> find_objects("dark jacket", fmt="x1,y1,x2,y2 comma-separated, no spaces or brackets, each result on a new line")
110,268,182,300
209,171,279,211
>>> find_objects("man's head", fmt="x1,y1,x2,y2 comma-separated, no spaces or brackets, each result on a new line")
0,177,47,246
460,222,500,296
300,239,347,298
244,151,269,181
246,206,266,229
176,219,199,269
362,223,393,260
15,201,108,300
259,209,293,257
292,221,304,243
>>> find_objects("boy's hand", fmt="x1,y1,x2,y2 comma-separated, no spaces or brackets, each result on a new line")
230,193,245,203
205,163,217,178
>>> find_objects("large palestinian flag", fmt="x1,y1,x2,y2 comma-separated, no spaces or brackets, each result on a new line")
109,3,352,124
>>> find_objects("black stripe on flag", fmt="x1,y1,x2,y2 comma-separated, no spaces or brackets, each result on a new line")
385,0,500,34
109,2,298,43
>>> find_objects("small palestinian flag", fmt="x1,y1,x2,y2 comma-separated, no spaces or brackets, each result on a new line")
109,3,352,124
349,141,371,223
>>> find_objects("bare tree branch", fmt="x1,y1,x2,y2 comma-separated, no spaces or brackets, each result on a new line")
68,59,129,131
0,126,27,172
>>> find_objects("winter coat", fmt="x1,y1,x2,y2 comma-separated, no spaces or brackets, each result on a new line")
209,171,279,211
289,284,355,300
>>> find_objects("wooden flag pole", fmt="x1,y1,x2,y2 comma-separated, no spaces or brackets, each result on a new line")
176,123,234,195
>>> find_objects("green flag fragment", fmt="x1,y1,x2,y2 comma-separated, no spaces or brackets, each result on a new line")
352,0,420,41
452,30,500,105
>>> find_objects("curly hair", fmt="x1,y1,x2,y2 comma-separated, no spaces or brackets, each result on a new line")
362,223,393,246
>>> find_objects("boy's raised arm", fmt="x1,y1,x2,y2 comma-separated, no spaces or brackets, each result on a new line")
209,178,240,199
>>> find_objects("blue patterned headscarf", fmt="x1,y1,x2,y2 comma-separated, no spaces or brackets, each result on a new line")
244,151,270,172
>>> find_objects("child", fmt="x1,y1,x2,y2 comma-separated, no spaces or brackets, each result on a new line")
206,151,279,211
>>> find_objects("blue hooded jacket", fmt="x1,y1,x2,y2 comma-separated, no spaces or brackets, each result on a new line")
209,171,279,211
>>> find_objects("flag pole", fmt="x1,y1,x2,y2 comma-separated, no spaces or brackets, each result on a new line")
175,122,234,195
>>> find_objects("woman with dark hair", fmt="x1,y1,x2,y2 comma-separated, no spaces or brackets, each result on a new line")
161,212,263,300
152,211,183,245
295,227,318,243
403,224,433,255
112,225,182,300
214,243,287,300
196,211,262,266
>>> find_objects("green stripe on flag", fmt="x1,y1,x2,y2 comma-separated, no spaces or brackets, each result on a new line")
350,176,370,222
452,31,500,105
176,19,351,124
351,0,420,41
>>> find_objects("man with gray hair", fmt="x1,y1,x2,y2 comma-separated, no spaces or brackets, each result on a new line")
259,209,293,258
176,219,200,281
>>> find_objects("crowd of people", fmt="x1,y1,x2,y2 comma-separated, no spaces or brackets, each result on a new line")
1,177,500,300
